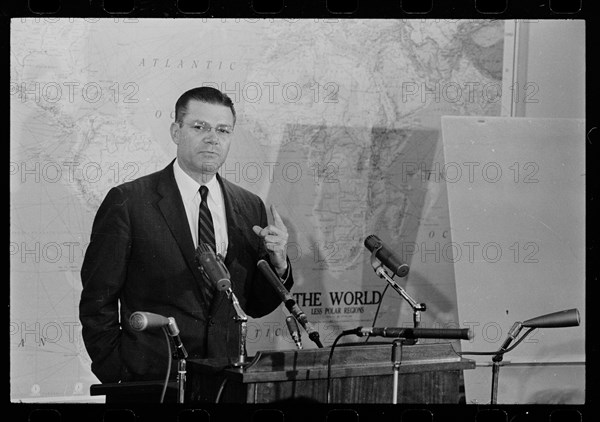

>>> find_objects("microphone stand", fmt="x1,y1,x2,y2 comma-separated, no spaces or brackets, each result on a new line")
490,321,522,405
370,249,426,343
391,339,403,404
166,329,188,404
177,359,186,403
225,287,249,367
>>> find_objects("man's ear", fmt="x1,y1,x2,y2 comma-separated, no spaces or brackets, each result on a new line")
170,122,180,145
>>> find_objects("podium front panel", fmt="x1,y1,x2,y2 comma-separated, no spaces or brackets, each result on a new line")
187,342,474,404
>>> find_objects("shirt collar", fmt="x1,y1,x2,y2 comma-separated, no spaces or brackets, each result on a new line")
173,159,219,201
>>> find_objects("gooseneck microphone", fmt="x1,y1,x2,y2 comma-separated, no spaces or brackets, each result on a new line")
196,243,231,291
129,312,188,358
257,259,323,348
196,244,248,366
347,326,473,340
488,308,580,405
364,235,409,278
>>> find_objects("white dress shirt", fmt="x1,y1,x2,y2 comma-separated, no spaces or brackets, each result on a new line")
173,159,229,257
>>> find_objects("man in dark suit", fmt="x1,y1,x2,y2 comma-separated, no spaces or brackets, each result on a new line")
79,87,293,383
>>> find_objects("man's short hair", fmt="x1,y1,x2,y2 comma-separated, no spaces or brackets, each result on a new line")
175,86,236,125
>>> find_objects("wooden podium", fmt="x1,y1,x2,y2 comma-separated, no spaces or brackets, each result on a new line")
186,341,475,404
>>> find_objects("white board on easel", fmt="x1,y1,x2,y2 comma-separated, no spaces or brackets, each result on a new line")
441,116,585,366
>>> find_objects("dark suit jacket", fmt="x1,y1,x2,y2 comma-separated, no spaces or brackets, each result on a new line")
79,161,293,383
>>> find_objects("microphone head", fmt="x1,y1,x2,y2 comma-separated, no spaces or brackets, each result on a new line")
129,312,147,331
196,244,215,274
364,234,409,277
196,244,231,291
215,253,232,291
215,279,231,291
522,308,580,328
364,234,381,250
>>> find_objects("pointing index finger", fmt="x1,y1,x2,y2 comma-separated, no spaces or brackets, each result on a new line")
270,204,285,229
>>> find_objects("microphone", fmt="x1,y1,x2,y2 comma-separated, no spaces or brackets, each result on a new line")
196,243,231,291
130,312,188,359
364,235,409,278
256,259,295,305
349,326,473,340
130,311,171,331
522,308,580,328
286,315,303,349
257,259,323,348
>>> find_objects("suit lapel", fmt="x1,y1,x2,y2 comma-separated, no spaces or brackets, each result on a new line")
210,174,246,315
156,163,204,286
218,174,244,267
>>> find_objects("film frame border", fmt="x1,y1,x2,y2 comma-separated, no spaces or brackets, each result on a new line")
1,0,588,18
4,0,594,421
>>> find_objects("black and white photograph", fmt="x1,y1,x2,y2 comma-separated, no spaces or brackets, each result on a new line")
9,9,587,417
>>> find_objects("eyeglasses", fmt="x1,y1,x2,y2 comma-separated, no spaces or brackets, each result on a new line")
179,120,234,136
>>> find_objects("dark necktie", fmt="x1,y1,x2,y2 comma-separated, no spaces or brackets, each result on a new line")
198,185,217,303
